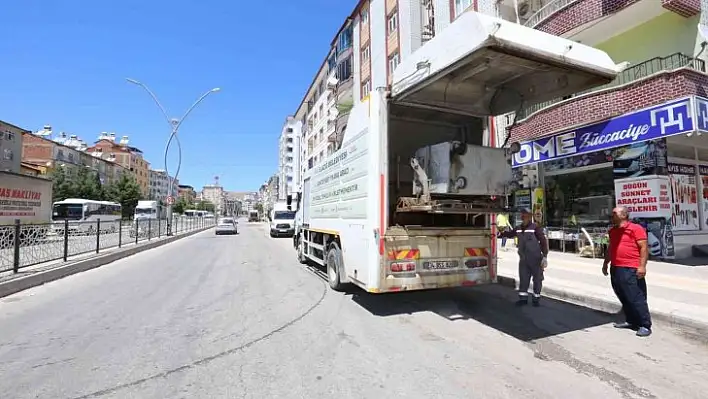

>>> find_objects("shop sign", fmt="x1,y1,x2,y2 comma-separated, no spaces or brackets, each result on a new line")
667,163,696,175
512,97,695,167
614,176,671,218
699,165,708,176
695,96,708,133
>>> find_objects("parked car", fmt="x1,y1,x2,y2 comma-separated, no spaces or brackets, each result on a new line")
215,217,238,235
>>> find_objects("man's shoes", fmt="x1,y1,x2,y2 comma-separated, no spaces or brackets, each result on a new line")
636,327,652,337
613,322,637,330
515,297,528,306
531,297,540,307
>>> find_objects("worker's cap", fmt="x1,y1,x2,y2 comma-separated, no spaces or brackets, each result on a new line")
519,207,532,214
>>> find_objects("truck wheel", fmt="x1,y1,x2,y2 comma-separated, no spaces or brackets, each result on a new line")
326,242,345,291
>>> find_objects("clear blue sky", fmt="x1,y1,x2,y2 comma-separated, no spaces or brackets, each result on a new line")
1,0,352,192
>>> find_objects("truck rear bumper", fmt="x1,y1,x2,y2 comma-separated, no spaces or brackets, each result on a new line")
370,269,495,293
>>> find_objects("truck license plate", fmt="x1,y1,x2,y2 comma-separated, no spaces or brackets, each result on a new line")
423,260,459,270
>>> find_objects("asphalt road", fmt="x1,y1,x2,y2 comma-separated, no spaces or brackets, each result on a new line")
0,221,706,399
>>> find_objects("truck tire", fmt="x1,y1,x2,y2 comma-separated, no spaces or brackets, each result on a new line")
326,242,345,291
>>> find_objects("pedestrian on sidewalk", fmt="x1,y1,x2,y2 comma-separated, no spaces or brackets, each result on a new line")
500,208,549,307
603,206,652,337
497,212,511,251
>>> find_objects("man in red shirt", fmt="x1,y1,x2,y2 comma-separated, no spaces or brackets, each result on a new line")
603,206,651,337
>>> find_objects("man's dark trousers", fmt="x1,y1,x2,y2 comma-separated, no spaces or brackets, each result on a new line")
610,266,652,329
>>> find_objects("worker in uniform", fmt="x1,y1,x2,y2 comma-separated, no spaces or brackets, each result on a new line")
501,208,549,306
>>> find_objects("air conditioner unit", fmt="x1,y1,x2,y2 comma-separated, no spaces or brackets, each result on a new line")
518,0,543,22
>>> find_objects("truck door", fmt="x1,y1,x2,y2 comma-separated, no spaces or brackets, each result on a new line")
390,11,620,118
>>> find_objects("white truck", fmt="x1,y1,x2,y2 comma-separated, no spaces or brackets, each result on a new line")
0,172,53,245
134,200,166,221
269,200,296,237
131,200,166,238
292,11,620,293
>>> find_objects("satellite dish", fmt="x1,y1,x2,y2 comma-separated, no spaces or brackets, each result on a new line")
699,24,708,42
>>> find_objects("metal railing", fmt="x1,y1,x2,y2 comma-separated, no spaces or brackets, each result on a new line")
0,216,215,274
517,53,705,120
523,0,579,28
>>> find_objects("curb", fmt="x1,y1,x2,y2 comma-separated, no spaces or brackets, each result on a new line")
497,274,708,336
0,226,213,299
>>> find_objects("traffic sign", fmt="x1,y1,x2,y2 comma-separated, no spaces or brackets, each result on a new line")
166,195,175,205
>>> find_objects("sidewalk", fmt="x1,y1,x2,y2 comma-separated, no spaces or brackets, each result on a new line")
495,245,708,334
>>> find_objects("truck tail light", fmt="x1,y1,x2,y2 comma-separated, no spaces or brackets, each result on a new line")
390,262,416,272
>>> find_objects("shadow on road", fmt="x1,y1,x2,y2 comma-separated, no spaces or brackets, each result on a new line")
348,284,614,342
300,256,614,342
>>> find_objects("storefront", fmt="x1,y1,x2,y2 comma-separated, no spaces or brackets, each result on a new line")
511,96,708,260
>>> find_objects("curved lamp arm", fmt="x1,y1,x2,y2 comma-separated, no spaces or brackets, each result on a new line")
125,78,173,126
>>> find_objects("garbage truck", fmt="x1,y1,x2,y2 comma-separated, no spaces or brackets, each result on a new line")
291,11,621,293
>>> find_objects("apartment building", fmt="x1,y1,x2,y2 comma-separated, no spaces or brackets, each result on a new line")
0,120,26,174
290,0,501,186
87,133,151,195
22,130,127,185
178,184,197,202
148,169,179,201
201,184,225,213
277,117,301,200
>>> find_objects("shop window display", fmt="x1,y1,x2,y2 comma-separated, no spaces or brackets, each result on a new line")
544,168,614,252
667,163,699,231
700,166,708,230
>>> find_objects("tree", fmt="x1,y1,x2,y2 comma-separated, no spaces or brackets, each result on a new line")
105,174,143,218
72,167,105,201
51,168,74,202
173,197,189,214
254,203,263,213
195,200,215,212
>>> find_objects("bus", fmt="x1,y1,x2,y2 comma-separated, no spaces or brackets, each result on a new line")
52,198,122,234
183,209,207,218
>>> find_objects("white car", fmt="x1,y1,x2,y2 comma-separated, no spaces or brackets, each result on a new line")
215,217,238,235
647,231,661,256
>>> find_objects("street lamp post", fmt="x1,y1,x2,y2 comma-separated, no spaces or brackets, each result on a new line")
126,78,220,235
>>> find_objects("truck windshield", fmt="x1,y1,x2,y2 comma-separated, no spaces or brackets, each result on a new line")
53,204,84,221
135,208,155,215
273,211,295,220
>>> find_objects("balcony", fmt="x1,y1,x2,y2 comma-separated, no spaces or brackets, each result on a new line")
510,53,707,142
523,0,659,42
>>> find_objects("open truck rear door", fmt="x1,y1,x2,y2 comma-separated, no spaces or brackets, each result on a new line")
390,11,621,116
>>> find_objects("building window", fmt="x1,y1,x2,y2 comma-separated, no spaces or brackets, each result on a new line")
337,25,353,54
286,128,293,132
327,54,337,73
360,8,369,24
388,52,401,73
387,11,398,35
337,56,352,81
361,79,371,98
361,44,370,62
454,0,474,18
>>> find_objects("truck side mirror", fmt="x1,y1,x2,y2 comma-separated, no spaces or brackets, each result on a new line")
286,195,292,205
